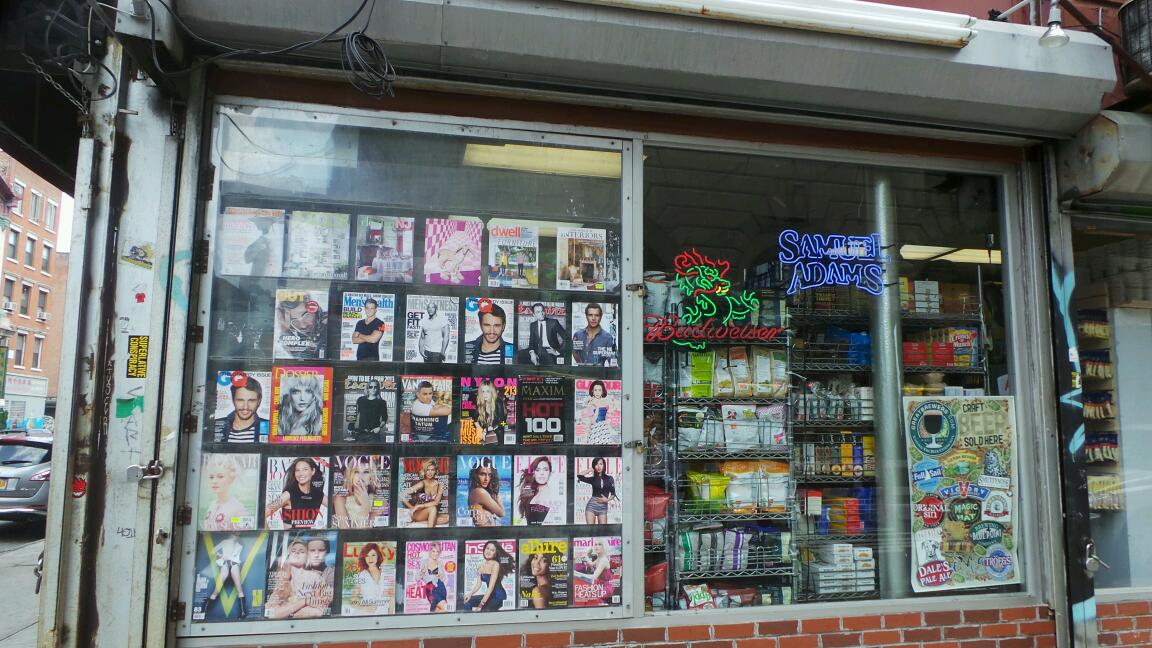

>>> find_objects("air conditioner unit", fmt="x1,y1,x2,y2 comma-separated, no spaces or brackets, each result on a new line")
1,302,14,312
36,311,50,321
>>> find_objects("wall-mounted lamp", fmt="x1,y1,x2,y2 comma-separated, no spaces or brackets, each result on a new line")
1039,1,1070,48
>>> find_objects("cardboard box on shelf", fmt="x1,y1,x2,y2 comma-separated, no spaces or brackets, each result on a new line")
852,547,873,561
914,280,941,313
900,277,914,312
940,283,976,314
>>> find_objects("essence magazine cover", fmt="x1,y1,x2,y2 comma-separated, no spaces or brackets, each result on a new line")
341,540,398,616
399,375,453,443
513,455,567,527
270,365,332,444
462,296,515,365
487,220,539,289
461,539,517,612
515,301,567,366
403,540,458,614
573,378,623,445
459,376,517,445
517,376,568,445
330,454,392,529
456,455,513,527
556,227,607,292
340,374,397,443
198,452,260,531
264,530,337,619
353,214,415,283
281,211,350,280
339,291,396,361
404,295,460,364
273,288,329,361
424,217,484,286
395,456,451,528
264,456,330,531
574,456,622,525
191,531,268,622
217,207,285,278
571,301,619,367
572,535,623,607
518,537,570,610
212,370,272,444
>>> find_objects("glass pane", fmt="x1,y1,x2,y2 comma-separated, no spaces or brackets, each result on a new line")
187,106,626,626
641,147,1016,611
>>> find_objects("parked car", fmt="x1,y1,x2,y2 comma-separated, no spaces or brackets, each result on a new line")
0,431,52,521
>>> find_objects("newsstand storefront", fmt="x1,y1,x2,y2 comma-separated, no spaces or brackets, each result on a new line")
35,2,1130,647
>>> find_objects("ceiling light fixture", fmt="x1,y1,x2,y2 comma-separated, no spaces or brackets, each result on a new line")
900,245,1003,265
462,144,622,178
1039,1,1070,48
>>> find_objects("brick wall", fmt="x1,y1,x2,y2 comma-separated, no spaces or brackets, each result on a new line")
1097,599,1152,646
227,605,1055,648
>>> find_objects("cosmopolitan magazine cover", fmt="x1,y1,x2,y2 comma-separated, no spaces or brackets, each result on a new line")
264,456,330,531
513,455,567,527
556,227,606,292
404,295,460,364
515,301,567,366
455,455,513,527
341,541,398,616
570,301,619,367
264,530,337,619
487,220,538,289
398,375,453,443
517,376,568,445
353,214,415,283
331,454,392,529
462,296,515,365
273,288,329,360
281,211,350,280
191,531,268,622
217,207,285,277
517,537,570,610
572,536,622,607
340,374,397,443
270,366,332,444
395,456,451,528
573,378,623,445
423,217,483,286
460,539,517,612
198,452,260,531
212,370,272,443
403,540,458,614
339,291,396,361
459,376,516,445
573,456,623,525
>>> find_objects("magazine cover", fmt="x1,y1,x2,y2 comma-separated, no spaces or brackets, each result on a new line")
574,456,623,525
556,227,607,292
517,376,568,445
199,453,261,531
571,301,619,367
217,207,285,277
572,536,622,607
573,378,623,445
603,229,622,293
340,374,397,443
459,376,517,445
460,539,517,612
264,456,330,530
462,297,515,365
339,292,396,361
270,366,332,444
209,279,276,359
273,288,329,360
331,455,392,529
456,455,514,527
399,375,454,443
424,217,484,286
515,302,568,366
212,370,272,443
282,211,350,280
264,530,337,619
513,455,567,527
191,531,268,622
403,540,458,614
353,214,415,283
487,221,539,289
396,456,451,528
518,538,570,609
341,541,398,616
404,295,460,364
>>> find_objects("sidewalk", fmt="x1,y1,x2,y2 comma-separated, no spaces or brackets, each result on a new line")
0,529,43,648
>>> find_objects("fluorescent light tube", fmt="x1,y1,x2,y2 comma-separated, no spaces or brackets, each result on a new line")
462,144,622,178
901,245,1002,264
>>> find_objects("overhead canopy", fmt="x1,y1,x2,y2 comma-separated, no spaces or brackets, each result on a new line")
175,0,1116,137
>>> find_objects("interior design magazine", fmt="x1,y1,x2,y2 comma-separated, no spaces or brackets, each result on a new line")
330,454,392,529
399,375,454,443
515,301,568,366
273,287,329,360
403,540,458,614
191,531,268,622
460,539,517,612
556,227,607,292
264,530,337,619
270,366,332,444
573,456,622,525
517,376,568,445
513,455,567,527
456,455,513,527
340,374,397,443
217,206,285,277
517,537,570,610
264,456,330,530
404,295,460,364
198,452,260,531
459,376,517,445
212,370,272,443
487,220,539,289
339,291,396,361
462,296,515,365
572,535,622,607
396,456,451,528
353,214,415,283
282,210,350,280
570,301,619,367
341,540,398,616
424,217,484,286
573,378,623,445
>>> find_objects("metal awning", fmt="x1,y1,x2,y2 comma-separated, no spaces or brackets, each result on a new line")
176,0,1116,137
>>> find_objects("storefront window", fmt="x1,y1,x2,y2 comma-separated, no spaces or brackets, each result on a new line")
180,105,628,633
640,147,1021,610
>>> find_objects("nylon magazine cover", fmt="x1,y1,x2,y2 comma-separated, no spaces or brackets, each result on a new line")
517,537,570,609
456,455,513,527
460,539,517,612
459,376,517,445
403,540,458,614
212,370,272,444
264,456,330,530
264,530,337,619
330,454,392,529
270,365,332,444
341,540,398,616
340,374,397,443
339,291,396,361
191,531,268,622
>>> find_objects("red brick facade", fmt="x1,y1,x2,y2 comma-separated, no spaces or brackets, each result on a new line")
1097,599,1152,646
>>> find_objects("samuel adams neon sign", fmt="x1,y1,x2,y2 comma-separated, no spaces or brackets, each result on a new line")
778,230,885,296
643,249,785,350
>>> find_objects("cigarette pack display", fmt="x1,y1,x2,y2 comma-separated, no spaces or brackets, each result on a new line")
399,375,454,443
574,456,622,525
353,214,415,283
341,540,398,616
270,366,332,444
487,221,539,289
264,530,337,619
396,457,451,528
339,291,396,361
516,302,568,366
517,376,568,445
273,288,329,360
459,376,517,445
424,217,484,286
456,455,514,527
518,538,570,609
191,531,268,622
572,536,622,607
462,297,515,365
460,539,517,612
556,227,607,292
571,301,619,367
340,374,397,443
574,378,622,445
217,207,285,277
212,370,272,443
403,540,458,613
404,295,460,364
264,456,330,530
330,455,392,529
513,455,567,526
199,453,261,531
282,211,350,280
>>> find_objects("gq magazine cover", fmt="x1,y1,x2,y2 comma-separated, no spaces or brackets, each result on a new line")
462,296,515,365
212,370,272,444
192,531,268,621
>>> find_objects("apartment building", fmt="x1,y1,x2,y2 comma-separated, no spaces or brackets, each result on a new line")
0,150,68,428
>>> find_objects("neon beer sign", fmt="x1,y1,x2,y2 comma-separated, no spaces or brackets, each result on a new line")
644,249,784,350
778,229,885,295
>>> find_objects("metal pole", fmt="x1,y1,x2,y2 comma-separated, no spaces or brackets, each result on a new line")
869,170,911,597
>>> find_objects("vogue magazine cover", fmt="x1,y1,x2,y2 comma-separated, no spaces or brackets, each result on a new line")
331,454,392,529
455,455,513,527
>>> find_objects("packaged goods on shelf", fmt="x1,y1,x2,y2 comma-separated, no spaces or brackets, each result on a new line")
752,347,789,397
1083,391,1116,420
1082,351,1114,379
794,376,870,422
1085,434,1119,463
1077,309,1110,339
679,351,716,398
914,280,941,313
939,283,976,314
1087,474,1124,510
900,277,914,312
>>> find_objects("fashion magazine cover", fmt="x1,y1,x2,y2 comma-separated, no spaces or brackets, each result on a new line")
573,378,623,445
264,530,337,618
191,531,268,622
264,456,330,530
331,454,392,529
340,540,398,616
573,456,623,525
455,455,513,527
198,452,260,531
403,540,458,614
270,366,332,444
515,301,567,366
513,455,567,527
461,539,517,612
572,535,622,607
212,370,272,443
462,296,515,365
396,456,451,528
459,376,517,445
517,538,570,609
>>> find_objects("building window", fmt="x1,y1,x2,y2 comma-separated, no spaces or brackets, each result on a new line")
10,181,23,215
19,284,31,316
2,279,13,306
6,230,17,261
45,201,57,231
27,191,41,224
36,289,48,315
13,333,26,367
32,337,42,370
24,236,35,267
41,244,51,274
